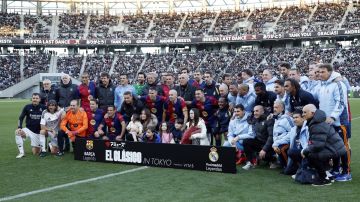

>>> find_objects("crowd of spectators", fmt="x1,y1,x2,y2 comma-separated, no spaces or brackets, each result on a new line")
0,13,20,38
199,51,237,79
88,15,119,39
261,48,302,72
306,2,347,32
171,51,207,73
111,54,145,84
333,47,360,86
23,54,51,79
24,15,52,39
1,3,359,40
296,48,337,72
142,53,175,74
342,7,360,30
57,55,83,79
226,49,268,78
246,7,282,34
179,12,217,37
84,54,114,82
0,55,21,90
58,13,87,39
275,6,313,33
148,13,185,38
210,10,250,36
114,13,153,39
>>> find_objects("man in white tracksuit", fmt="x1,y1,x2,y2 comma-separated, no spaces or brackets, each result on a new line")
316,63,351,182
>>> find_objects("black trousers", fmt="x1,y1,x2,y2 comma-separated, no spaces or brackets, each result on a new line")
58,130,75,152
308,155,331,179
243,138,275,162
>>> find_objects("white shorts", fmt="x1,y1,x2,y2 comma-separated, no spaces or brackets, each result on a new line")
47,131,58,147
21,128,41,148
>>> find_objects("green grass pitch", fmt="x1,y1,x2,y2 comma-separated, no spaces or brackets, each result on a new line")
0,99,360,201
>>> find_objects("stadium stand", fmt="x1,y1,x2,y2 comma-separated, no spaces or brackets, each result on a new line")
178,12,217,37
58,13,87,39
0,13,20,38
84,54,114,82
23,54,51,79
0,55,21,90
148,13,185,38
56,55,83,78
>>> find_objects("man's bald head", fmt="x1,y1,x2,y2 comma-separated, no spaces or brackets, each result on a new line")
302,104,317,120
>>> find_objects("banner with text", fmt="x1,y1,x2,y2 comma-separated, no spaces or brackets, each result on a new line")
1,29,359,46
74,138,237,174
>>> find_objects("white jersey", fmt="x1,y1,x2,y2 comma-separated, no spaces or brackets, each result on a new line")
40,109,64,132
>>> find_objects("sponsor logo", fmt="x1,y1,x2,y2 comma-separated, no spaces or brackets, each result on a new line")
105,150,142,163
209,147,219,163
86,140,94,150
110,141,126,149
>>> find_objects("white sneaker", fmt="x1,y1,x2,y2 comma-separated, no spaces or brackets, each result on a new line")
291,174,296,180
269,162,279,169
242,162,253,170
48,142,53,151
16,153,25,159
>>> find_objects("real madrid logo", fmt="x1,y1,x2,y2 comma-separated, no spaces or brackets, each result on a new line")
202,111,208,117
151,108,157,113
90,119,96,125
86,140,94,150
209,147,219,163
110,127,116,133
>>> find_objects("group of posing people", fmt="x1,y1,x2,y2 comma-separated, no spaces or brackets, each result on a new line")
15,62,352,186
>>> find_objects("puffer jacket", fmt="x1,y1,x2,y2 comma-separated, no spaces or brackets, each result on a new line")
302,110,346,159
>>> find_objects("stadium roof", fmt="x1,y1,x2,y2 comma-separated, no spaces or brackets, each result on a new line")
2,0,336,14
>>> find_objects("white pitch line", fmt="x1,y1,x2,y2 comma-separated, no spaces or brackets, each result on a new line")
0,166,148,201
352,116,360,121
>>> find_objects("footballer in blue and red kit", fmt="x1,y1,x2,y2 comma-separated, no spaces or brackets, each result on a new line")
192,89,218,144
163,90,188,125
97,106,126,141
139,87,166,123
86,99,104,138
78,72,96,112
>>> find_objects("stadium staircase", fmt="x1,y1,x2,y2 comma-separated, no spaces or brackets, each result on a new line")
223,51,239,74
271,7,286,33
338,4,352,29
258,51,271,69
83,15,91,39
52,15,60,39
37,17,52,39
303,4,318,32
295,48,305,65
109,54,119,75
206,12,221,36
20,56,24,80
79,55,88,76
198,53,209,68
175,13,188,38
331,48,342,64
135,55,149,74
50,55,57,73
20,15,25,39
145,14,156,38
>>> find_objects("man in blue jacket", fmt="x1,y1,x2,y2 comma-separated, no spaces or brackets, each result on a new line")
284,110,309,175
